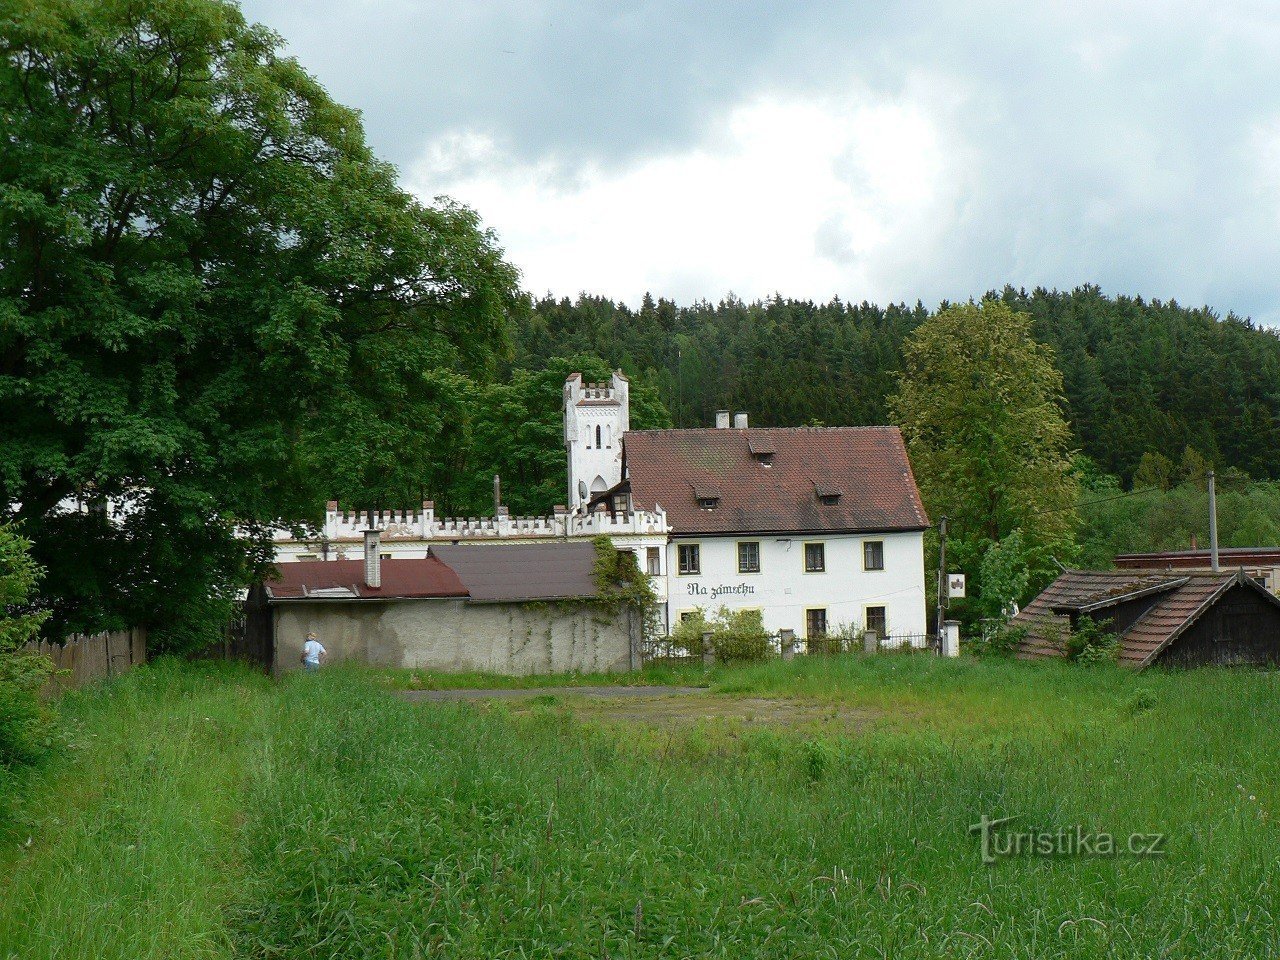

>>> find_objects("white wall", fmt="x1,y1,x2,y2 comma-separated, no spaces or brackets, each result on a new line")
564,372,629,509
663,531,927,639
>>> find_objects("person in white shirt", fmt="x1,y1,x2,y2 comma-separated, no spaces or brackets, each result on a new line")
301,632,327,672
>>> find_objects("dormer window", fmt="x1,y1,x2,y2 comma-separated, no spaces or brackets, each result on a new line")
815,483,842,505
748,437,776,467
693,483,721,510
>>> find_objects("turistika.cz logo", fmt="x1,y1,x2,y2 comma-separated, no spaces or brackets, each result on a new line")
969,815,1167,865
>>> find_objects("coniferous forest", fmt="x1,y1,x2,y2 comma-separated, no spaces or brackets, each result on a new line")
515,285,1280,486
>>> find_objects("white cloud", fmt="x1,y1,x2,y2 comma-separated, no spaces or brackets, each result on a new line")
408,93,962,306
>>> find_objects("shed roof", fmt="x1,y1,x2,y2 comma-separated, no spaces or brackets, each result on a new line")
264,557,468,601
623,426,928,536
430,542,601,602
1012,568,1280,668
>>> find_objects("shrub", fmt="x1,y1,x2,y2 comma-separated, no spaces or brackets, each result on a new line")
979,623,1027,658
1065,616,1120,665
808,621,867,656
670,607,773,663
0,524,55,771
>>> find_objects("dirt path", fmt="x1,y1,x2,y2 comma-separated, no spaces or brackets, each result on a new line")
400,685,708,702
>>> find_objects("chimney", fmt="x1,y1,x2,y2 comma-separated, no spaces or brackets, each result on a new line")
715,410,730,429
363,529,381,588
733,412,748,429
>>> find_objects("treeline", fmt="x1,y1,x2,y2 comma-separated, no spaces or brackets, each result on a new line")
515,285,1280,484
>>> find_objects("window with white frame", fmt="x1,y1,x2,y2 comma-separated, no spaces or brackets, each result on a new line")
804,542,826,573
737,541,760,574
646,546,661,576
678,543,701,575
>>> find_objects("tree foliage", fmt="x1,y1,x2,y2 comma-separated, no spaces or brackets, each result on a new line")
0,523,54,771
890,299,1079,598
0,0,520,648
515,287,1280,484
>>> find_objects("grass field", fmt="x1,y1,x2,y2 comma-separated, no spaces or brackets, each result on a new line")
2,655,1279,958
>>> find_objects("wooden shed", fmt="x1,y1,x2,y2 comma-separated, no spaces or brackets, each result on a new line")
1013,569,1280,669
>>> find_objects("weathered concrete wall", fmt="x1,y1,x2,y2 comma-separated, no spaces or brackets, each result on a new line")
273,599,636,675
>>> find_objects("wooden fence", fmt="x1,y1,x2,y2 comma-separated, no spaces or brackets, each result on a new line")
20,628,147,691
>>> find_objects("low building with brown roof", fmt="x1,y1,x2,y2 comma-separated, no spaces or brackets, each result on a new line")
1012,568,1280,669
255,542,640,676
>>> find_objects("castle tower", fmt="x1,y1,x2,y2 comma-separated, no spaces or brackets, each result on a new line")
564,371,630,510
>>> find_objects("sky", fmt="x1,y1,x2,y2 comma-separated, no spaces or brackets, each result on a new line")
241,0,1280,324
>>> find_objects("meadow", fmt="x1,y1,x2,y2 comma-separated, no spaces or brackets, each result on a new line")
1,655,1278,959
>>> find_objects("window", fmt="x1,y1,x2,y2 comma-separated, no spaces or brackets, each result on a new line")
646,547,661,576
806,608,828,639
679,611,700,623
804,542,826,573
678,543,701,575
595,424,601,448
737,541,760,574
866,606,887,638
863,540,885,571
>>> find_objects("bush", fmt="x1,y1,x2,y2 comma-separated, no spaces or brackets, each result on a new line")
978,623,1027,658
671,607,773,663
1064,615,1120,665
808,621,867,656
0,523,55,772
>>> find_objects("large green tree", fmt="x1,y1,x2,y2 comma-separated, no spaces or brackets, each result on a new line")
890,298,1080,605
0,0,520,649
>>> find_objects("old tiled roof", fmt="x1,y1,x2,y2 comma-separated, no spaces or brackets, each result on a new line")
265,557,469,601
1012,569,1273,668
266,544,605,604
623,426,929,536
431,543,601,602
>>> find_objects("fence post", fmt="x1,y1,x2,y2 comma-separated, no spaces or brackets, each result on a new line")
863,629,879,654
942,620,961,658
701,630,715,667
779,628,795,661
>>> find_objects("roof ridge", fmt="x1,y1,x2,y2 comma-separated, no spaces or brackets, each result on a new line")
626,425,902,435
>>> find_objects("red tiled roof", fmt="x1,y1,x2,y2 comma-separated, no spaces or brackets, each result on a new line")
1012,569,1275,668
623,426,929,536
265,557,469,601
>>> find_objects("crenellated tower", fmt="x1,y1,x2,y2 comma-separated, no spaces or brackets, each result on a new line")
564,371,629,510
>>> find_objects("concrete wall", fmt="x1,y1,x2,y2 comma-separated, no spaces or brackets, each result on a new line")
664,530,928,639
273,598,637,675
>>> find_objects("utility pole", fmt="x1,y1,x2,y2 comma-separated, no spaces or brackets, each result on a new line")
935,516,948,649
1208,470,1220,572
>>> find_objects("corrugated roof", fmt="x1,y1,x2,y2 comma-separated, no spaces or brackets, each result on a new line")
431,543,601,602
265,557,469,601
623,426,928,536
1012,568,1277,668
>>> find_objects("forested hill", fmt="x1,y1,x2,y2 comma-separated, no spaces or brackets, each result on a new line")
514,285,1280,483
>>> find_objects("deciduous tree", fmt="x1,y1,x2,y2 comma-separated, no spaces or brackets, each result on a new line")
0,0,520,648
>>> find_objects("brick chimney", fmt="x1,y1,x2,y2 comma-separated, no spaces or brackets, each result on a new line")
363,529,381,588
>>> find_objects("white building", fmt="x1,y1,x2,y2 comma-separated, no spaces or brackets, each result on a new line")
275,372,930,644
612,422,930,642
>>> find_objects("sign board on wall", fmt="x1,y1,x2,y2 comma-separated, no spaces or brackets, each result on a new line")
947,573,966,598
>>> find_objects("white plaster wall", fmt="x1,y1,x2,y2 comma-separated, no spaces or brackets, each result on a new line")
566,404,626,508
662,531,927,638
274,599,636,675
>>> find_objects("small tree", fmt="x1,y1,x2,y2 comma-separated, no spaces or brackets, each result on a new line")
0,525,55,770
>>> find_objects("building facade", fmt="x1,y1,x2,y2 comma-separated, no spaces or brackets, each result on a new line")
274,372,930,643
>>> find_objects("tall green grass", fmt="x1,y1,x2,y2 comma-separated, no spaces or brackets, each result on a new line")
0,661,271,960
3,657,1280,958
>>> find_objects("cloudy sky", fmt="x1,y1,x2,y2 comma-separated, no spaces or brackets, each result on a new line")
242,0,1280,323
